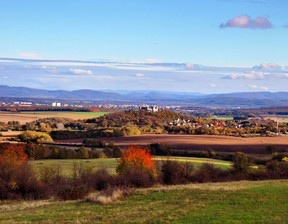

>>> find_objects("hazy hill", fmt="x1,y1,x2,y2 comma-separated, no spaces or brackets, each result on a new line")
0,85,288,108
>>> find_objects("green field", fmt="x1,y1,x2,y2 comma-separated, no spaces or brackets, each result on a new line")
0,180,287,223
31,157,232,176
31,158,119,175
208,115,234,121
155,156,232,169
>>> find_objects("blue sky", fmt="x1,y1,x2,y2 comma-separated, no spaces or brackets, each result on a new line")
0,0,287,93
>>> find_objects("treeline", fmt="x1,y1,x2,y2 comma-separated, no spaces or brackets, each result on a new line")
2,109,288,138
0,143,122,160
0,144,287,201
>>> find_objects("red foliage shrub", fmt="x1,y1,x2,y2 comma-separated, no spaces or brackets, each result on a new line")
116,145,156,177
0,144,28,164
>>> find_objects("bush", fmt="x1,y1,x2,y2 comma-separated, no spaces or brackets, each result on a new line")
14,163,48,200
114,170,155,188
103,144,122,158
0,145,48,200
57,185,90,200
39,165,63,185
272,152,288,162
119,125,142,136
160,160,194,185
83,139,105,147
19,131,53,143
232,152,251,174
266,160,288,178
194,163,227,183
116,146,156,178
77,146,90,159
91,169,113,191
150,143,171,156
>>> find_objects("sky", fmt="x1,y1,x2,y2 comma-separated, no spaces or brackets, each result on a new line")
0,0,287,94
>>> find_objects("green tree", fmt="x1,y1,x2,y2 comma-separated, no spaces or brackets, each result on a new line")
232,152,251,173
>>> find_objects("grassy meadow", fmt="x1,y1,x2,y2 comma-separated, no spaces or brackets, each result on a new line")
30,156,232,176
0,180,287,223
31,158,119,175
208,115,234,121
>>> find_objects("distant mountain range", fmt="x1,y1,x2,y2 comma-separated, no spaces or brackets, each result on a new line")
0,85,288,108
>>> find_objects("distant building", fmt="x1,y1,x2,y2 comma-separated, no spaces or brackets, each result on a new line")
52,102,61,107
139,105,159,112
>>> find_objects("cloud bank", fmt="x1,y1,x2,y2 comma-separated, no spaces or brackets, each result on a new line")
222,72,265,80
249,84,269,91
0,57,287,93
253,63,281,69
220,15,273,29
69,69,93,75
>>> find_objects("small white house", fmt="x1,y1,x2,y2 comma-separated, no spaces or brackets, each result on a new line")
139,105,159,112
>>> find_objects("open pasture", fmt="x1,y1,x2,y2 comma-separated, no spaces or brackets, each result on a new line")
31,156,232,176
0,180,287,223
0,111,108,124
31,158,118,175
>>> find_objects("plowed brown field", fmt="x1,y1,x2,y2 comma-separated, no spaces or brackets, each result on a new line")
58,134,288,154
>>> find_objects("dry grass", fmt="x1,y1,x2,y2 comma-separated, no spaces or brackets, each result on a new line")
140,179,288,193
85,187,133,205
0,200,54,212
0,111,107,124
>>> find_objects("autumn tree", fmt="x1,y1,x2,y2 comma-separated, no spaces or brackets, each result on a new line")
0,145,29,197
19,131,53,143
116,146,156,177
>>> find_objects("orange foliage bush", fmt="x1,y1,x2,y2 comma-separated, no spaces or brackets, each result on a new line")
116,146,156,176
0,144,28,165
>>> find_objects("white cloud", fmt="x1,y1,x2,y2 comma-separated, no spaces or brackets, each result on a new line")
135,73,145,77
253,63,282,69
210,83,216,87
249,84,269,91
223,72,265,80
3,76,8,79
220,15,273,29
41,65,58,74
69,69,93,75
185,63,203,70
18,52,42,59
144,58,161,63
0,59,18,63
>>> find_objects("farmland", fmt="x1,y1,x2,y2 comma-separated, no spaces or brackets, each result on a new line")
0,111,108,124
59,134,288,155
0,180,287,223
